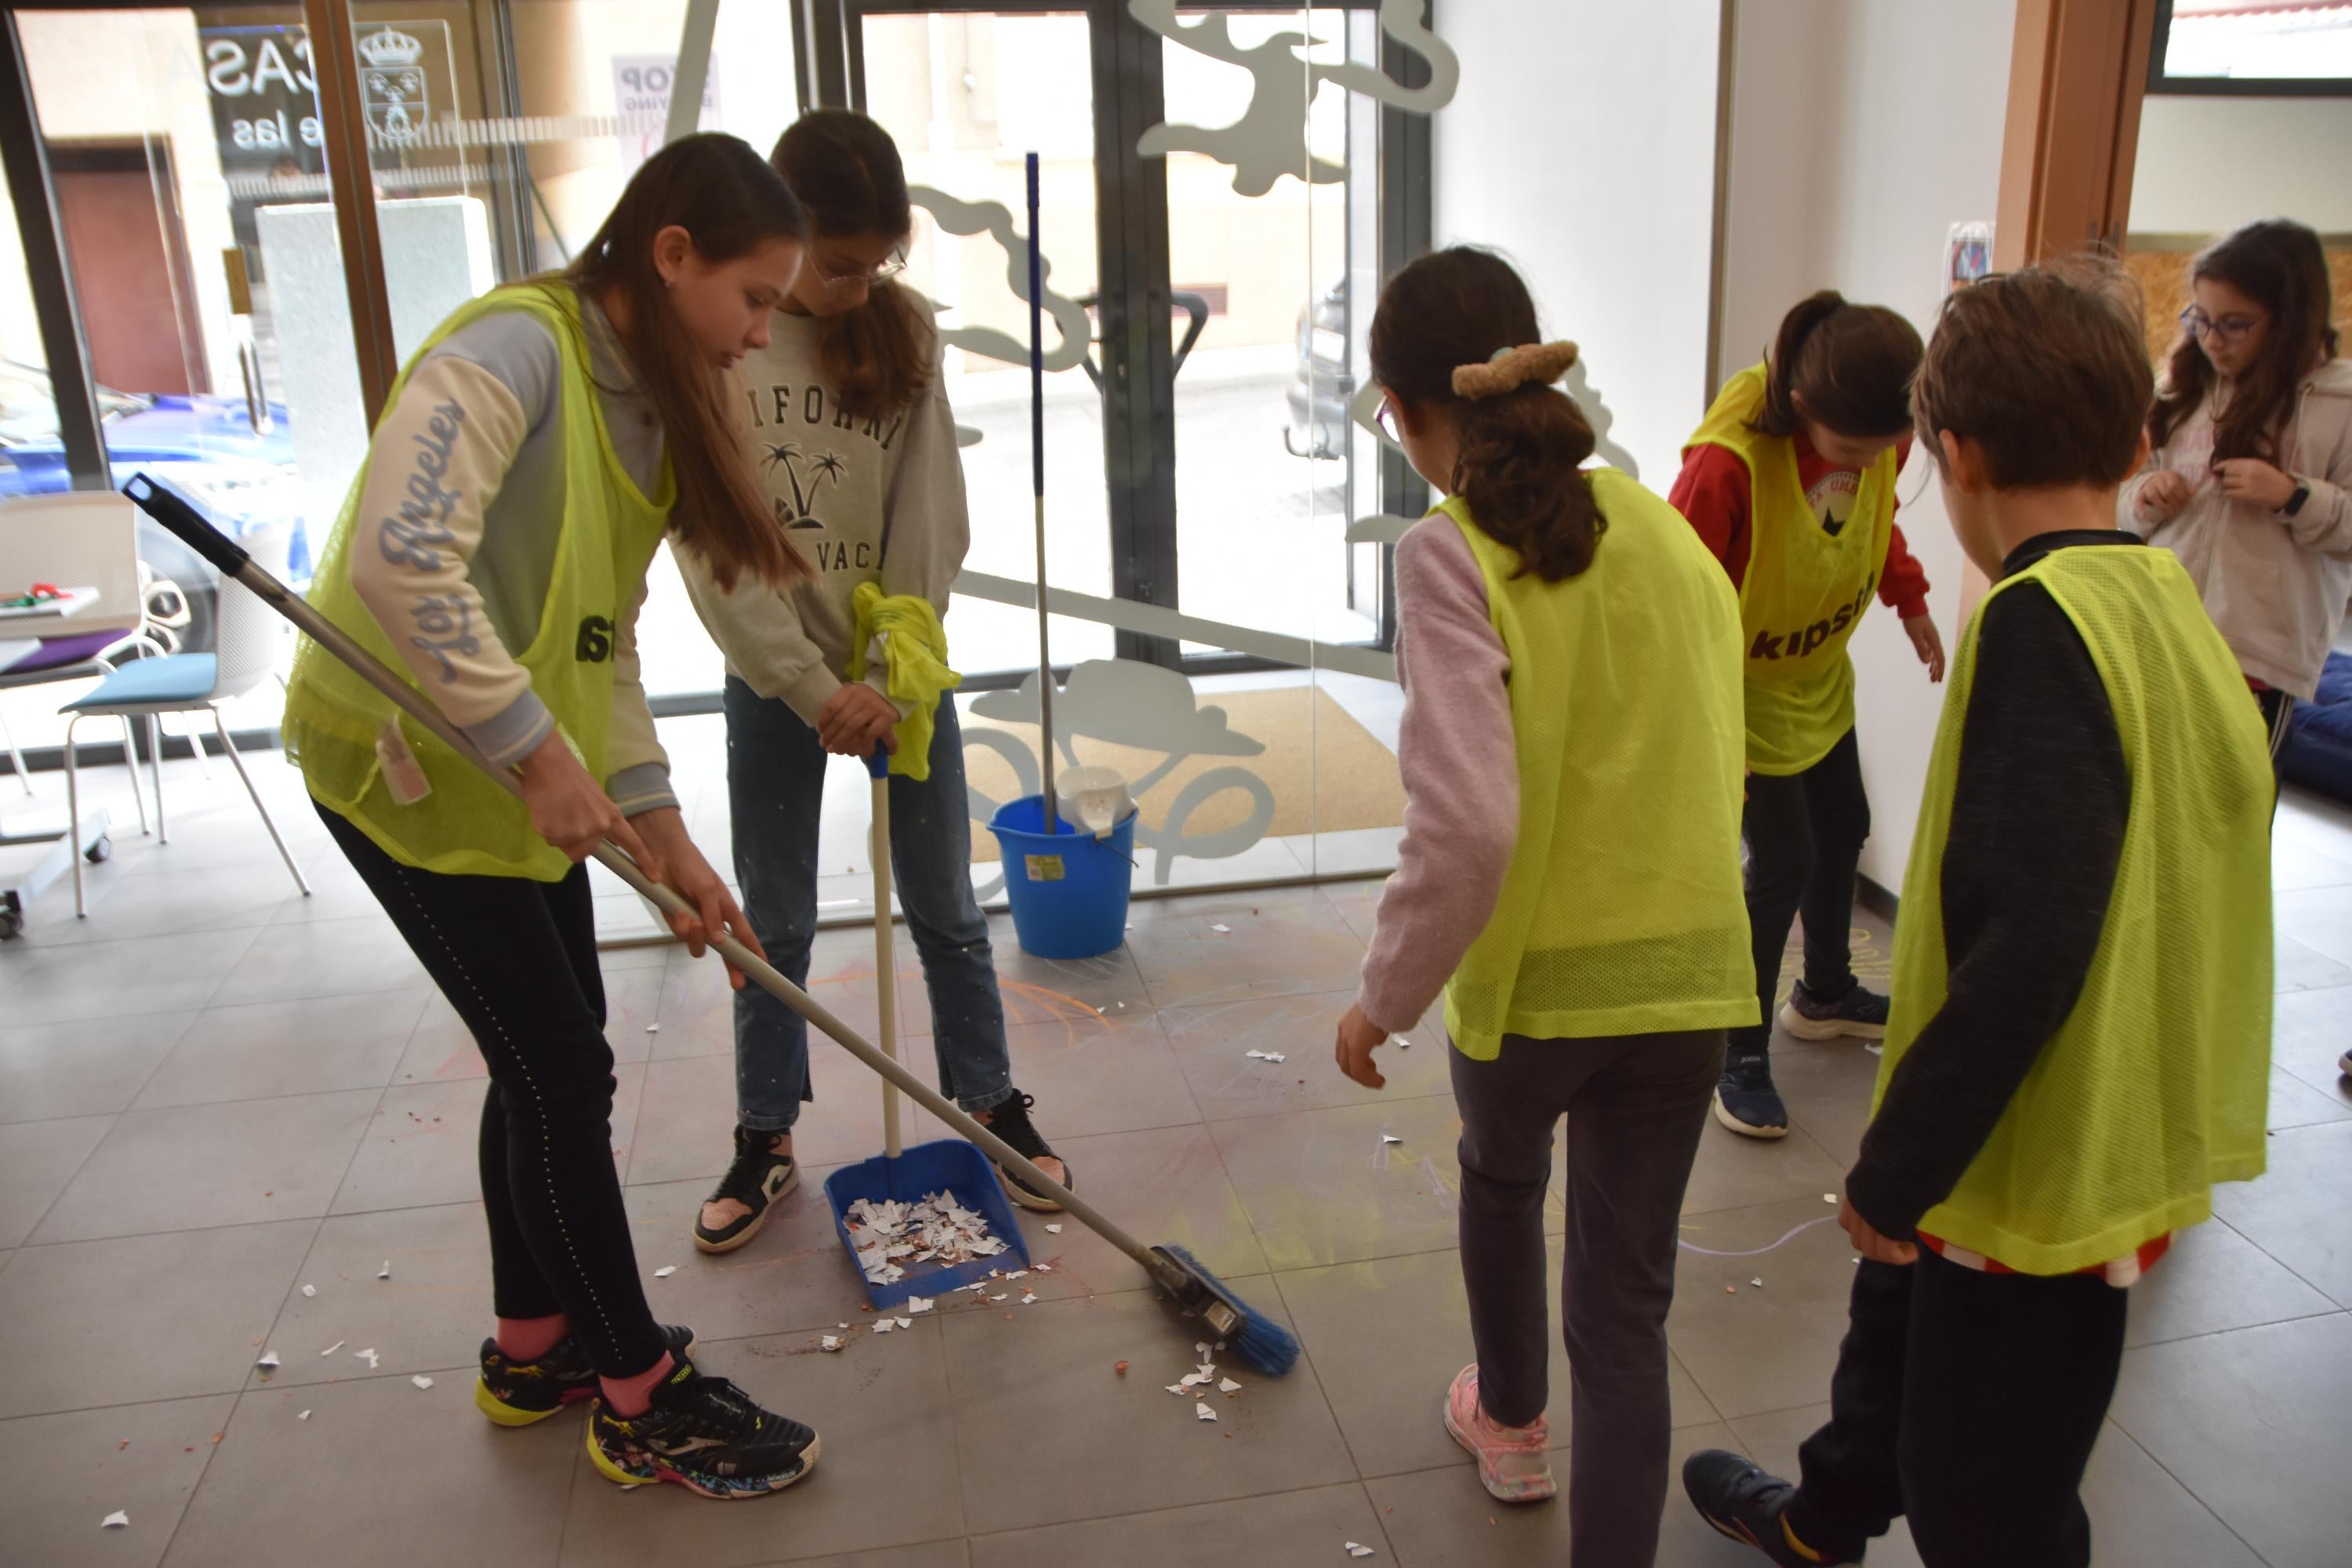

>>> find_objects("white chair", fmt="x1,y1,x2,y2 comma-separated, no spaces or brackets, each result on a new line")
0,492,160,812
61,528,309,916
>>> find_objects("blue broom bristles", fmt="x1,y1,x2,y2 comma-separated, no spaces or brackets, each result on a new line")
1163,1244,1301,1377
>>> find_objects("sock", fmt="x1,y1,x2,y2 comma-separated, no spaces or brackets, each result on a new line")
599,1352,674,1418
495,1313,569,1363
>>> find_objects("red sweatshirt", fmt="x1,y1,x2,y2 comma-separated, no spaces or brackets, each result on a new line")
1668,430,1932,620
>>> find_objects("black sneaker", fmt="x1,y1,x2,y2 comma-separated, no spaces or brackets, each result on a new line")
693,1125,800,1254
1682,1449,1853,1565
474,1323,697,1428
1779,979,1890,1042
586,1360,818,1498
1712,1045,1789,1139
975,1091,1073,1212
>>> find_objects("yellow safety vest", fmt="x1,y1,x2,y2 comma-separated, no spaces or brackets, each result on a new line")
1685,362,1896,775
1878,545,2274,1274
281,284,674,881
1440,472,1758,1059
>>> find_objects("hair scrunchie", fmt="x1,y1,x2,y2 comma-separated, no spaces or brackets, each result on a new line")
1451,340,1581,402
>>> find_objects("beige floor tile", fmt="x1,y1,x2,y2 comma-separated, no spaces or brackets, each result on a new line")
0,1394,238,1568
259,1201,496,1389
967,1482,1382,1568
0,1113,113,1247
1157,989,1454,1121
2210,1120,2352,1306
1212,1096,1499,1273
386,966,662,1088
0,1012,191,1124
205,915,423,1008
0,926,259,1025
132,990,429,1109
2270,983,2352,1101
1127,892,1368,1010
743,1545,968,1568
2126,1216,2340,1346
1664,1198,1862,1421
332,1067,642,1217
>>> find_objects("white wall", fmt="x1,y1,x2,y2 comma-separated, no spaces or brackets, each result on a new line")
2129,94,2352,234
1431,0,1721,487
1718,0,2015,892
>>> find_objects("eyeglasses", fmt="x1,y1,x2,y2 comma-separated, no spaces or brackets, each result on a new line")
808,245,909,294
1374,394,1400,442
2179,305,2263,344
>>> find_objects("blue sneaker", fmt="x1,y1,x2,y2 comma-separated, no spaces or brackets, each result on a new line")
1779,979,1889,1042
1712,1045,1788,1139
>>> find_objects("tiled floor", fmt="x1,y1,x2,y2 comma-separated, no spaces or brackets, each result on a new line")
1,746,2347,1567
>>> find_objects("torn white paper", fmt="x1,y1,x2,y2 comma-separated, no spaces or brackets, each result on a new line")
1179,1372,1209,1388
844,1189,1011,1285
1218,1377,1243,1393
1211,924,1232,933
1381,1134,1403,1145
355,1348,379,1369
1020,1293,1037,1305
101,1511,129,1530
1196,1341,1210,1354
297,1410,310,1421
376,1261,390,1279
1166,1384,1187,1396
645,1024,659,1033
320,1341,344,1357
300,1283,316,1298
1196,1401,1219,1421
256,1352,280,1370
1002,1269,1030,1281
1045,1223,1062,1233
1243,1049,1287,1063
412,1375,434,1390
895,1317,913,1330
653,1265,677,1278
906,1295,934,1314
1196,1363,1216,1378
1346,1544,1376,1559
991,1293,1008,1302
1034,1262,1054,1272
820,1336,843,1352
873,1319,895,1334
1751,1277,1765,1289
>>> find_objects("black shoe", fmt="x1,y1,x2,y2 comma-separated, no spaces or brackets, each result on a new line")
694,1125,800,1254
474,1323,696,1428
1780,978,1890,1042
1682,1449,1852,1565
975,1091,1073,1212
1713,1045,1789,1139
586,1360,819,1498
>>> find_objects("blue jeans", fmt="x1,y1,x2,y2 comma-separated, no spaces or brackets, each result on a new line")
724,677,1014,1131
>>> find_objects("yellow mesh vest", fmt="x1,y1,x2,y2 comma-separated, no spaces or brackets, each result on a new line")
1440,471,1758,1059
1878,545,2274,1274
281,284,674,881
1685,362,1897,775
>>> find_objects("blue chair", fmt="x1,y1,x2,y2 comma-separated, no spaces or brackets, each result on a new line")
61,544,309,917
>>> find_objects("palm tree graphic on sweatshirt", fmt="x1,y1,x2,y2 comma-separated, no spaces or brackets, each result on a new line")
760,441,846,528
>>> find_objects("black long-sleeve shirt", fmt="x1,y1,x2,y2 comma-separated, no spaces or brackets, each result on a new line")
1843,530,2137,1242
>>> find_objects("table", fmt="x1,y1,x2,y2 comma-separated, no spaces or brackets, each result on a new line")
0,585,99,626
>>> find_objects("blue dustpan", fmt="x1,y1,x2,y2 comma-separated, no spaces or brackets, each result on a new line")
822,1140,1032,1310
825,746,1029,1310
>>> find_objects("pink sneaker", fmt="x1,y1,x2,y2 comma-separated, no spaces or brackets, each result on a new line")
1443,1364,1555,1502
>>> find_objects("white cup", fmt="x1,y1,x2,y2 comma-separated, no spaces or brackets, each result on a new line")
1056,765,1134,840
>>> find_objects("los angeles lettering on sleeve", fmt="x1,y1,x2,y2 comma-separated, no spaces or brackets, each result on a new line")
371,400,480,684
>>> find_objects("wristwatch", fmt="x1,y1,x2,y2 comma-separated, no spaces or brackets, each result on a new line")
2282,482,2312,518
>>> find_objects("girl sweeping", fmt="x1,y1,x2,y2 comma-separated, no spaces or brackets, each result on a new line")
1671,294,1944,1141
283,135,821,1497
681,109,1070,1255
1334,247,1754,1566
2123,217,2352,760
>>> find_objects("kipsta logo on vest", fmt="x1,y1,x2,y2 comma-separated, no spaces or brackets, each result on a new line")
1751,573,1877,662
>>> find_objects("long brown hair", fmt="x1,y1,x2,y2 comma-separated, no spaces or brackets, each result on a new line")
771,110,932,419
565,132,809,592
1370,247,1602,583
2148,218,2339,461
1754,290,1922,440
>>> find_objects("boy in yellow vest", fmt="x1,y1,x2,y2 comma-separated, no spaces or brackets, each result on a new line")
1682,263,2274,1567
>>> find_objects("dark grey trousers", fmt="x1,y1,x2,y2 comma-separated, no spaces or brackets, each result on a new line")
1450,1028,1724,1568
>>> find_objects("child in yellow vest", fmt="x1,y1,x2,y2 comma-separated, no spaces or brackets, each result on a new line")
1333,248,1753,1567
284,136,823,1499
1672,294,1946,1139
1683,264,2274,1567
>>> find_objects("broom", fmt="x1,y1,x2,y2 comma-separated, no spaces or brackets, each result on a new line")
124,472,1299,1377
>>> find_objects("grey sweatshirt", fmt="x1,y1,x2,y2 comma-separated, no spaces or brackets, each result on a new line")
678,309,969,724
344,296,674,815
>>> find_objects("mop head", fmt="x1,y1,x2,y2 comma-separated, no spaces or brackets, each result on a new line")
1157,1244,1300,1377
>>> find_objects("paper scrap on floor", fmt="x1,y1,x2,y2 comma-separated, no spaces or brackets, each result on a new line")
320,1341,344,1357
301,1283,316,1298
1196,1402,1218,1421
906,1295,934,1314
821,1336,843,1352
1218,1377,1242,1392
412,1375,434,1389
1245,1049,1287,1063
1346,1544,1376,1559
101,1511,129,1530
376,1261,390,1279
256,1351,279,1369
653,1265,677,1278
355,1348,379,1369
844,1190,1011,1287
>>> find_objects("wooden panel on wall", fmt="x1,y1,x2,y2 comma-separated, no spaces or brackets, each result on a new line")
2123,235,2352,369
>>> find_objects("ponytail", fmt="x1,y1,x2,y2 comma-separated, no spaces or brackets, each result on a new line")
1755,289,1922,441
1370,247,1603,583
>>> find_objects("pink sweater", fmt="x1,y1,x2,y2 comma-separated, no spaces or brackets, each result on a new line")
1356,514,1518,1034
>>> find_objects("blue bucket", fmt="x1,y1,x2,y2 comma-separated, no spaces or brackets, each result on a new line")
988,793,1136,960
821,1138,1032,1310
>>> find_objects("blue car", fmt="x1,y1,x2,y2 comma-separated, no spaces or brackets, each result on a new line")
0,361,311,636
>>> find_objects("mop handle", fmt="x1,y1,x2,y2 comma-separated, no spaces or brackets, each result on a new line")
1025,149,1057,836
867,743,900,1161
126,474,1169,1283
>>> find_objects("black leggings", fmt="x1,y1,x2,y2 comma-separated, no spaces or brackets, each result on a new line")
1737,724,1870,1053
320,804,666,1378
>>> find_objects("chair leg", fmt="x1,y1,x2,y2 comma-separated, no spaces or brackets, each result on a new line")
65,713,85,917
147,714,165,844
116,715,149,837
217,709,307,897
0,708,31,797
172,711,214,779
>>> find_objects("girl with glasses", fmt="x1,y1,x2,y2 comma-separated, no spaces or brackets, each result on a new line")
675,109,1072,1257
2125,218,2352,762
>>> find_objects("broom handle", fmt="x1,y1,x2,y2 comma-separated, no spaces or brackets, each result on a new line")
1026,149,1056,835
868,745,900,1160
126,475,1173,1287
